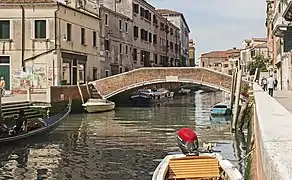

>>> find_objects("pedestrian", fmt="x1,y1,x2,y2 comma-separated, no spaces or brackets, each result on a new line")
0,77,6,97
261,77,268,91
274,79,278,91
267,75,275,97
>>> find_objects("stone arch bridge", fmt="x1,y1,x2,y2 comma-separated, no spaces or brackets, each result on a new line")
90,67,246,99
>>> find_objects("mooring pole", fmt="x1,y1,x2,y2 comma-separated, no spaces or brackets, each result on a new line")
230,68,237,110
232,69,243,131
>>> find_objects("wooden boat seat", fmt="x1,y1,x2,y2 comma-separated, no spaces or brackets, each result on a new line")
168,156,220,180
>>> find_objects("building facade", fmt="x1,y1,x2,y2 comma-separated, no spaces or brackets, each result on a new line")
189,39,195,66
156,9,190,67
199,48,240,75
267,0,292,90
240,38,269,76
0,1,101,93
99,6,133,77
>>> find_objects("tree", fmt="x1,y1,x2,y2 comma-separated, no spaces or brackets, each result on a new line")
247,55,271,75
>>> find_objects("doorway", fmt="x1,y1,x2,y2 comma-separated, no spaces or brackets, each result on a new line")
0,56,10,90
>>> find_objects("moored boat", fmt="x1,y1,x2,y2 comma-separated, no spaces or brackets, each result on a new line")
82,98,115,113
178,88,191,95
152,153,243,180
211,102,231,116
152,128,243,180
130,88,174,105
0,100,72,143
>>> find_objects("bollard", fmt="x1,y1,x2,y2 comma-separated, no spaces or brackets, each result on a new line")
27,86,32,103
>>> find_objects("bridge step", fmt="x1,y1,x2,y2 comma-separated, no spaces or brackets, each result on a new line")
2,101,44,127
89,86,102,99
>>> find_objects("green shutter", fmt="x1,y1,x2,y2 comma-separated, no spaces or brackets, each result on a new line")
0,21,10,39
35,20,46,39
284,27,292,52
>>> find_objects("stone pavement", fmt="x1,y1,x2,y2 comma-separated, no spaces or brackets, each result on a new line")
1,93,48,104
274,90,292,113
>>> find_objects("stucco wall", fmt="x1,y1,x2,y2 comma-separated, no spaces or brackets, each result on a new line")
253,83,292,180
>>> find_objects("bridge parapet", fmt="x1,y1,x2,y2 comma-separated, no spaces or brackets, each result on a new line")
90,67,235,98
253,84,292,180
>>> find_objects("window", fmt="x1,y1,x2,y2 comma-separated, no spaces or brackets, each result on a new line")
105,14,108,25
134,26,138,38
170,28,173,35
148,32,152,43
105,70,109,77
140,7,144,17
153,34,157,44
66,23,71,41
93,68,97,80
120,43,122,53
0,20,10,39
93,31,97,47
125,22,128,32
160,22,164,31
119,20,122,30
105,40,110,50
133,3,139,14
133,48,137,61
170,42,173,51
81,28,85,45
35,20,46,39
119,67,123,73
141,29,148,41
154,54,158,64
125,45,128,54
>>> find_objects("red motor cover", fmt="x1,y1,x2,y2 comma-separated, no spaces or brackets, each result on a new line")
177,128,197,143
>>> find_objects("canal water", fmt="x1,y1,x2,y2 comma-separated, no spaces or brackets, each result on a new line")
0,91,246,180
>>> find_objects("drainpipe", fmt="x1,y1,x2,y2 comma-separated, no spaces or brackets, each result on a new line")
54,3,60,86
21,5,25,71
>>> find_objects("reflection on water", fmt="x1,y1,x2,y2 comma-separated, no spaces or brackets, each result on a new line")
0,91,246,180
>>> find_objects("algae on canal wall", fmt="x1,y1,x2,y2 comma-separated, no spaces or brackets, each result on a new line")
244,102,254,180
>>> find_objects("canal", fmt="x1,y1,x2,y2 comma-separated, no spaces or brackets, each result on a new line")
0,91,246,180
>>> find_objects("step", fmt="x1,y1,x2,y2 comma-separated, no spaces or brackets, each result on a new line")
2,101,31,108
2,106,30,112
3,110,40,117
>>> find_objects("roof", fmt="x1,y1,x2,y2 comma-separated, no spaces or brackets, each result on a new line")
252,38,267,42
201,48,240,58
0,0,55,3
253,42,268,48
156,8,191,33
201,51,228,58
156,9,182,16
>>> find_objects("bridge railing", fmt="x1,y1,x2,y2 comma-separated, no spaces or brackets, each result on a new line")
253,83,292,179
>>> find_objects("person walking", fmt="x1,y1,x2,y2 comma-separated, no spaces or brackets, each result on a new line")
0,77,6,97
274,79,278,91
267,75,275,97
261,77,268,91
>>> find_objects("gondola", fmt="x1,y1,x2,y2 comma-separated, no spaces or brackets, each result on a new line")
0,99,72,143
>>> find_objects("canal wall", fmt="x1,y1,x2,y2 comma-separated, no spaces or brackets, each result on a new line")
50,85,90,114
252,83,292,180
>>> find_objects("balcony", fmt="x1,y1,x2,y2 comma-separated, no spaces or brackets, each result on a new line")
283,0,292,21
273,12,288,37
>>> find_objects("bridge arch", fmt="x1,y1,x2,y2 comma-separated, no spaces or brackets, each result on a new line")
90,67,240,99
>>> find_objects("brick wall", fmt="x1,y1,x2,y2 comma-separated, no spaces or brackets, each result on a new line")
92,67,243,98
50,85,90,103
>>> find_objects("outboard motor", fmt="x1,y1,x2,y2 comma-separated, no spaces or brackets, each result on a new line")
177,128,199,155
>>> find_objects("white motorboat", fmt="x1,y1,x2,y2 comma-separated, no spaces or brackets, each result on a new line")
82,98,115,113
152,153,243,180
178,88,191,95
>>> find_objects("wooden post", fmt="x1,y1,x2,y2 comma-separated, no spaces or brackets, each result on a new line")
230,69,237,110
237,101,248,131
0,89,2,120
232,69,243,131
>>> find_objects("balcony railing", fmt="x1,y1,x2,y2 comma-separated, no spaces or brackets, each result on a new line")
272,12,288,36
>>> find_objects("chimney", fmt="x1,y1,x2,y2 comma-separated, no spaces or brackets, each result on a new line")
233,47,236,50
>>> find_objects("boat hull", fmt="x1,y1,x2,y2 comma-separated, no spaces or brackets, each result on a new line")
0,101,71,144
152,153,243,180
84,104,115,113
211,108,231,115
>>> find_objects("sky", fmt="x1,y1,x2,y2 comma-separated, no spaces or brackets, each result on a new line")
148,0,266,61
